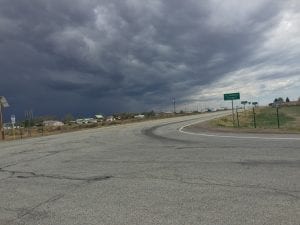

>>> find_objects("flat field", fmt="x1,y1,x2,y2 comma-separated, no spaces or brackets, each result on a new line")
209,106,300,133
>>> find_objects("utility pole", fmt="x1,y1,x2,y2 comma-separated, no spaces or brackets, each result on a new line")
172,98,176,113
25,110,33,136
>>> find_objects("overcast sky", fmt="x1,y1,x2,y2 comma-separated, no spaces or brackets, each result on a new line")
1,0,300,119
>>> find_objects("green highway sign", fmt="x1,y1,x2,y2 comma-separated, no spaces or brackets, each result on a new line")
224,92,240,101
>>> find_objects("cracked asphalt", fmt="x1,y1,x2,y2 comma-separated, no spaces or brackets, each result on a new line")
0,111,299,225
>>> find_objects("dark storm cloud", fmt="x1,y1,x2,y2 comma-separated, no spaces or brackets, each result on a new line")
0,0,298,117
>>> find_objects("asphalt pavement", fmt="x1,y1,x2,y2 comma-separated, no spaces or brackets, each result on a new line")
0,111,299,225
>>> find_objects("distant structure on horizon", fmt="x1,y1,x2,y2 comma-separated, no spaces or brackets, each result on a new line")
269,99,300,107
43,120,64,127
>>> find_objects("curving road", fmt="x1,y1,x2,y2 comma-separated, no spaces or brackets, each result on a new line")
0,111,299,225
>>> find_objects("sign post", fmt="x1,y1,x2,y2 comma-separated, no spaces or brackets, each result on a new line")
0,104,3,140
0,96,9,140
253,107,257,128
224,93,240,127
236,106,240,127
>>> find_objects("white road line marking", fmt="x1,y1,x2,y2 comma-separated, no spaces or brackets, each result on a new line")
178,120,300,141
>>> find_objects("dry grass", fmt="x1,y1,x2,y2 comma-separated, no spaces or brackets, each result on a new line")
209,106,300,133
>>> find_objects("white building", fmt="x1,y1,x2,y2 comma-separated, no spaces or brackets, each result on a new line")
134,114,145,119
43,120,64,127
106,116,115,122
76,118,97,124
95,114,104,121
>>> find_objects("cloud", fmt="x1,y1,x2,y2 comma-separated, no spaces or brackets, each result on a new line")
0,0,299,118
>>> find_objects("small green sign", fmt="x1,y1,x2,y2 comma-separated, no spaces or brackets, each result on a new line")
224,92,240,101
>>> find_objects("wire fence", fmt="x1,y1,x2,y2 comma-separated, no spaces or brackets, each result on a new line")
233,106,295,129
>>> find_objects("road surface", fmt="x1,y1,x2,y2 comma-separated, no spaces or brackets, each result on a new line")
0,111,299,225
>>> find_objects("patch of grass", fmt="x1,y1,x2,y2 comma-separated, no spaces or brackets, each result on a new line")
210,106,300,132
255,108,295,128
211,115,233,127
210,116,227,127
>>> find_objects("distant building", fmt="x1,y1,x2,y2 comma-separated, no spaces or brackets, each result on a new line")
95,114,104,121
75,119,84,124
76,118,97,124
43,120,64,127
86,118,98,123
85,118,97,123
3,123,12,130
106,116,115,122
134,114,145,119
269,101,300,107
282,101,300,106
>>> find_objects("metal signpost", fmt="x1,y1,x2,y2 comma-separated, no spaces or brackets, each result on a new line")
224,93,240,126
253,107,257,128
241,101,248,110
236,106,240,127
0,96,9,140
